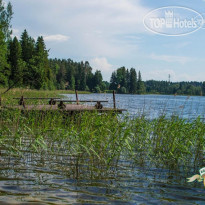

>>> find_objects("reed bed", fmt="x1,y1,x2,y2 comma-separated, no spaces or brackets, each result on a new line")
0,89,205,178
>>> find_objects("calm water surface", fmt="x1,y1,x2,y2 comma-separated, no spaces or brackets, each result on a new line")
63,94,205,119
1,94,205,204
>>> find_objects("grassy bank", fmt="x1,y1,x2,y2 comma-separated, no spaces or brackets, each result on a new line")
0,88,90,106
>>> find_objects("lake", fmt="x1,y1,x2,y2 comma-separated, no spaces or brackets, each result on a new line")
63,93,205,119
0,94,205,204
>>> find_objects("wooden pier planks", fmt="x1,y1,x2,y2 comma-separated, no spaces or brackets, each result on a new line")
3,104,126,113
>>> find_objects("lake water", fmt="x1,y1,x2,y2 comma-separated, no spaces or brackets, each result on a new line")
1,153,205,205
1,94,205,204
63,94,205,119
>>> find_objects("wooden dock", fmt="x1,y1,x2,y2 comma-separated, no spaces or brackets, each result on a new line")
1,91,126,114
3,104,126,114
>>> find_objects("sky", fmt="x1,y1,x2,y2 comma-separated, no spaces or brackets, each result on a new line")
4,0,205,82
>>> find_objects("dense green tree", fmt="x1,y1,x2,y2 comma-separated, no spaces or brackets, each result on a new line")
145,80,203,96
0,0,13,40
3,0,203,94
0,27,9,86
8,37,25,86
20,30,35,63
27,36,52,89
94,70,103,91
80,62,86,91
110,67,144,94
20,30,36,86
137,71,145,94
86,72,94,91
66,62,75,90
109,71,118,90
129,68,137,94
0,0,13,86
56,63,66,89
126,69,130,92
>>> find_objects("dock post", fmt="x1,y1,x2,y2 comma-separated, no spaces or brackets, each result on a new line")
75,90,79,105
19,96,25,108
113,90,116,109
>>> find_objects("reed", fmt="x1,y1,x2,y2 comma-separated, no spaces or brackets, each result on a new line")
0,89,204,178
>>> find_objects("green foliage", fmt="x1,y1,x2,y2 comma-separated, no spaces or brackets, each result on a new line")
0,27,9,86
94,85,101,93
0,0,13,40
146,80,203,96
0,0,13,87
137,71,145,94
109,67,145,94
1,1,204,95
8,37,24,86
1,90,205,171
20,30,35,63
48,59,104,92
120,86,127,94
129,68,137,94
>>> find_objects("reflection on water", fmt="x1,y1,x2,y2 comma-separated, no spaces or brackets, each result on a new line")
62,94,205,119
0,149,205,204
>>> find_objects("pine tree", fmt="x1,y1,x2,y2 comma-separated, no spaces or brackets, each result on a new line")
20,30,35,63
67,63,75,90
8,37,25,86
80,62,86,91
94,70,103,91
86,72,94,91
94,70,102,86
20,30,36,86
0,27,9,86
56,63,66,89
0,0,13,86
109,71,117,90
29,36,52,89
0,0,13,40
129,68,137,94
137,71,145,94
126,69,130,92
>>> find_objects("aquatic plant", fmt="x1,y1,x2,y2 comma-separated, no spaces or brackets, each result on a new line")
0,89,205,178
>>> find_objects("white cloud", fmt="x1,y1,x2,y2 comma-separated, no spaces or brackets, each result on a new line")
144,69,175,81
8,0,149,57
143,68,205,82
150,54,193,65
90,57,115,81
43,34,70,42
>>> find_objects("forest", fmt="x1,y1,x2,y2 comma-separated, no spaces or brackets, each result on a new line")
0,1,205,96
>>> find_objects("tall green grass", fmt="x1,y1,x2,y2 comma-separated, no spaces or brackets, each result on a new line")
0,89,204,178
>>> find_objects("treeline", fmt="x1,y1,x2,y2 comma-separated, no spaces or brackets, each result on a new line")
1,1,205,96
0,1,108,92
145,80,205,96
49,59,109,92
108,67,205,96
109,67,145,94
0,1,53,89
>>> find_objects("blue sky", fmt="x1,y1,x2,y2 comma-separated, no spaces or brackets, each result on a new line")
5,0,205,82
